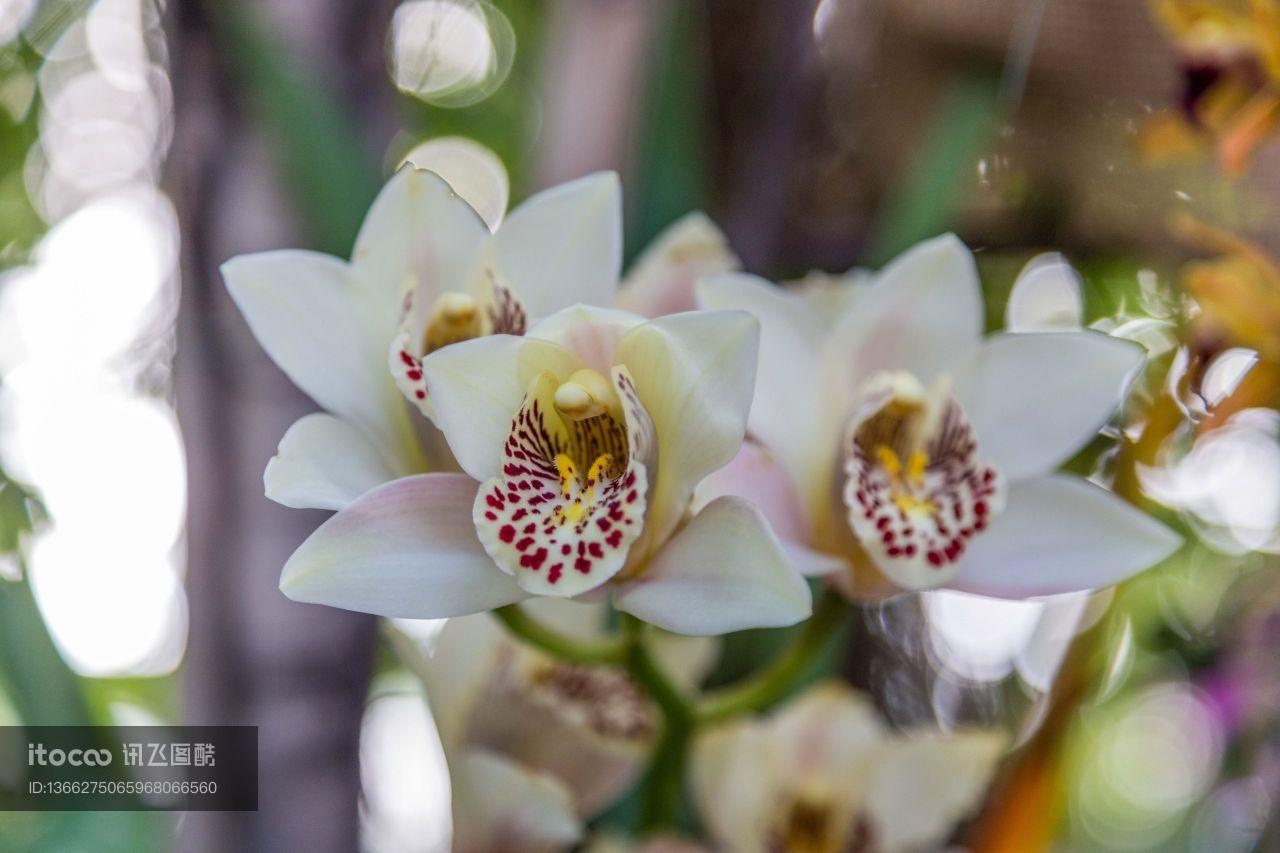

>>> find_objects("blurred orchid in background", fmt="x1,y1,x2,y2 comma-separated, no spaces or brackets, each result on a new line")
692,682,1006,853
390,600,715,852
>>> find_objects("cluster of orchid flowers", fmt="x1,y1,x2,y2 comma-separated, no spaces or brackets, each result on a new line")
224,138,1181,851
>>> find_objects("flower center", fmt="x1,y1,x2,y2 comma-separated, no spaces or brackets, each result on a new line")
423,291,482,353
472,368,652,596
843,372,1005,586
770,794,870,853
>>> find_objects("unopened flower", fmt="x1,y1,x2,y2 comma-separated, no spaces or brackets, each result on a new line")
615,212,739,317
692,682,1007,853
698,234,1181,598
223,139,620,511
280,305,811,635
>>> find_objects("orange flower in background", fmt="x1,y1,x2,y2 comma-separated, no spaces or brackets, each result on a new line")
1144,0,1280,174
1173,214,1280,425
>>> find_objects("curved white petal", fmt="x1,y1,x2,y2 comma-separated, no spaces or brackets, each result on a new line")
402,137,509,232
351,166,490,320
954,331,1144,481
613,497,812,636
691,721,775,852
618,212,739,317
697,273,843,524
421,335,581,482
222,250,419,468
387,615,507,753
280,473,527,618
265,413,409,510
616,310,759,556
835,233,983,385
452,750,583,853
488,171,622,319
1005,253,1084,332
864,730,1007,852
954,475,1182,598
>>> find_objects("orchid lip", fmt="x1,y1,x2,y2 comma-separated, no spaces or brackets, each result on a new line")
842,372,1006,586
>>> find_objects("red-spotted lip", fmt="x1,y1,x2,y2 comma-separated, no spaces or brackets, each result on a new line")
472,367,655,596
842,396,1006,586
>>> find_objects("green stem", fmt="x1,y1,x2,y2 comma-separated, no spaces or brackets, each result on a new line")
697,590,848,723
493,604,627,666
621,614,695,830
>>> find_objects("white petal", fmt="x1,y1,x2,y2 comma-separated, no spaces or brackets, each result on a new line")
351,166,490,320
387,615,507,753
613,497,812,636
222,250,419,468
527,304,647,375
770,683,885,788
691,720,775,852
421,335,581,482
697,273,841,524
864,730,1007,852
616,310,759,556
617,212,739,317
1005,252,1084,331
694,441,814,553
402,136,509,232
834,233,984,384
954,475,1182,598
488,172,622,319
954,331,1144,481
265,413,410,510
452,750,583,853
280,473,527,618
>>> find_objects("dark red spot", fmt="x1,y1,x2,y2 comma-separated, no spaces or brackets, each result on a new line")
596,518,612,532
515,537,534,551
520,548,548,570
484,511,497,521
406,369,422,381
400,351,415,366
606,530,623,548
561,544,571,555
415,390,426,400
588,542,603,558
548,563,563,584
499,525,515,543
974,501,988,517
574,558,592,574
927,551,943,567
626,490,638,504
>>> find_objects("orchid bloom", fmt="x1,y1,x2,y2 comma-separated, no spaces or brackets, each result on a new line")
698,234,1181,598
392,599,715,851
692,683,1007,853
222,138,621,511
278,304,811,635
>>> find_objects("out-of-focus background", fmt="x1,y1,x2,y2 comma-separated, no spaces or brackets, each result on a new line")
0,0,1278,850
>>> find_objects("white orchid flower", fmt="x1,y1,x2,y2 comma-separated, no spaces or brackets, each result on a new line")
698,234,1181,598
691,682,1007,853
222,138,621,512
279,304,812,635
615,212,739,317
391,599,716,851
